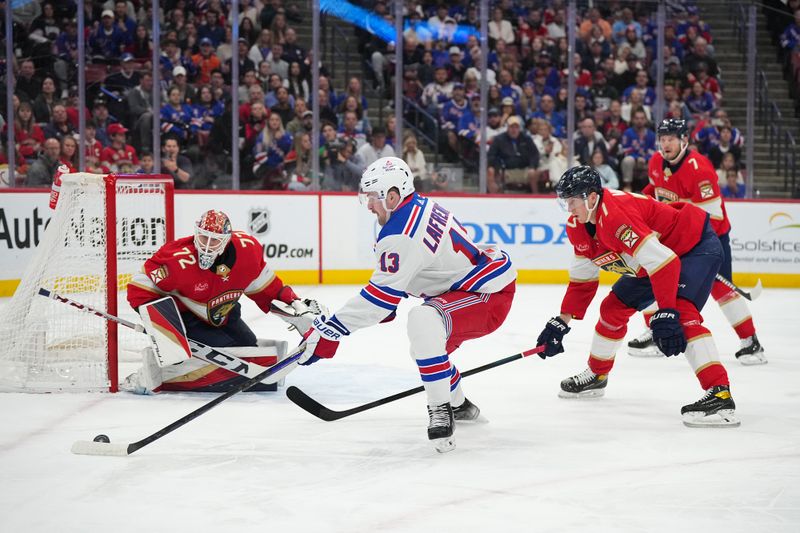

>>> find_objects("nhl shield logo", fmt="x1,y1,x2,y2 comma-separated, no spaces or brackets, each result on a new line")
249,208,270,235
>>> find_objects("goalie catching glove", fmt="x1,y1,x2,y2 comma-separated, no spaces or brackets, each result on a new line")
298,315,346,366
271,298,328,336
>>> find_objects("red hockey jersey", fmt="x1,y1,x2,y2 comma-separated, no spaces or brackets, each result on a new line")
128,231,297,326
645,149,731,236
561,189,709,320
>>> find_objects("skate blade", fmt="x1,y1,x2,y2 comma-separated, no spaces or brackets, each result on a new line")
432,436,456,453
737,353,768,366
455,413,489,424
628,347,665,358
558,388,606,399
682,409,741,428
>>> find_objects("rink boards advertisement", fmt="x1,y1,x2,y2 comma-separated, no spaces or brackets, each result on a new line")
1,190,799,296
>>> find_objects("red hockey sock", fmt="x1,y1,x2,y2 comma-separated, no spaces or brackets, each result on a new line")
696,363,730,390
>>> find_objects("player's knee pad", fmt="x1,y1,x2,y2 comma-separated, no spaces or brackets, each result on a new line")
597,292,635,340
407,305,447,358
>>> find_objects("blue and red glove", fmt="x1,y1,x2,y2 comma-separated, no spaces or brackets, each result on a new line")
536,316,571,359
649,308,686,356
298,315,343,366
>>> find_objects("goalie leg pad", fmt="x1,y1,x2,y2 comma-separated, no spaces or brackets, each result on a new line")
158,342,288,392
138,297,192,367
120,347,163,394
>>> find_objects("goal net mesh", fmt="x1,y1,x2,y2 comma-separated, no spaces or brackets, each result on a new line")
0,174,171,392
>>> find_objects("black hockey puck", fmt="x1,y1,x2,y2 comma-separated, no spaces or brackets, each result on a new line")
93,434,110,443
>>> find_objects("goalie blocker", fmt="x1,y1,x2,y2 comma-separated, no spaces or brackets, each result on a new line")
123,297,288,394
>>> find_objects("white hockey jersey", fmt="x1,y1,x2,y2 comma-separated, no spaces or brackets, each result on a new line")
324,193,517,338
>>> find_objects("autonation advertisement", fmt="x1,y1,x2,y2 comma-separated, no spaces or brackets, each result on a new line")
1,190,799,294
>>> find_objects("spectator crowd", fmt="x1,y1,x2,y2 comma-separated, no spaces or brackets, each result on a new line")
0,0,755,196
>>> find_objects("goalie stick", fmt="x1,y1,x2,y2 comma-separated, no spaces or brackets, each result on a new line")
715,274,762,301
37,288,295,381
71,349,304,456
286,345,545,421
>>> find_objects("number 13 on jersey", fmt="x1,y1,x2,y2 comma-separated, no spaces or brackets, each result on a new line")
380,252,399,273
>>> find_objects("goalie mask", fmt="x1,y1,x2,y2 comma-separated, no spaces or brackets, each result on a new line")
359,156,415,213
194,210,232,270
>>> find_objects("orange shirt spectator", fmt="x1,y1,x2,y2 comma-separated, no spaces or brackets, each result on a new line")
579,8,612,40
192,38,222,84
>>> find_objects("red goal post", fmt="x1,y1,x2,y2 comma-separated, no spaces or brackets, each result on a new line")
104,174,175,391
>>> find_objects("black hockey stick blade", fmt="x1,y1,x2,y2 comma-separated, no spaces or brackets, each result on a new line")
286,346,545,422
71,350,304,456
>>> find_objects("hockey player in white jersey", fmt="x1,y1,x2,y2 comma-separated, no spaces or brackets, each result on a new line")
297,157,517,452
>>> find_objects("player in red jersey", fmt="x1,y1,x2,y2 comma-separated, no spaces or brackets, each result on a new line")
124,210,322,393
535,166,739,427
627,118,766,365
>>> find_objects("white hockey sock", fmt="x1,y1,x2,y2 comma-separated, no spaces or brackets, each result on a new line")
717,294,753,333
684,334,721,373
408,305,451,406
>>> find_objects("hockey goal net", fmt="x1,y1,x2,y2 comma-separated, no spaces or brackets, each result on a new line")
0,173,174,392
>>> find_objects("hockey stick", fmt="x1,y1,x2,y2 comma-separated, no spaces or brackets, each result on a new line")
70,349,304,456
714,274,763,301
38,288,286,381
286,345,545,421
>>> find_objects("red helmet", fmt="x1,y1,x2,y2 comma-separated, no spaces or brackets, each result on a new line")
194,210,232,270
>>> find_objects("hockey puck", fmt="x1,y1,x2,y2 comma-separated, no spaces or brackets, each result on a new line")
93,434,110,443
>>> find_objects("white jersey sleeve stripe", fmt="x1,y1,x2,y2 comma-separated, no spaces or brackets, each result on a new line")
694,196,725,220
244,263,276,295
632,234,677,274
569,254,600,282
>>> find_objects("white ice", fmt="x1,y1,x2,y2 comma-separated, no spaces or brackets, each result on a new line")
1,284,799,533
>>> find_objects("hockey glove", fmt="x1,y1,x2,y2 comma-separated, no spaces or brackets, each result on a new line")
298,315,344,366
292,298,328,317
536,316,571,359
649,308,686,356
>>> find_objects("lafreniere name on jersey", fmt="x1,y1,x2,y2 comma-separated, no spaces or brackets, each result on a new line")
423,203,451,253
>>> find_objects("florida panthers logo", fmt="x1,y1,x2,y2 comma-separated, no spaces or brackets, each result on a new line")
593,251,638,277
207,290,243,326
655,187,679,203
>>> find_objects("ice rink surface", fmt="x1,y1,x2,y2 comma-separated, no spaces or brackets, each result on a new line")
1,284,799,532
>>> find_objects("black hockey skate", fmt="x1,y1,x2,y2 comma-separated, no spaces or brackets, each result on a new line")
627,328,664,357
681,385,740,428
427,403,455,453
453,398,482,422
734,334,767,366
559,368,608,398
